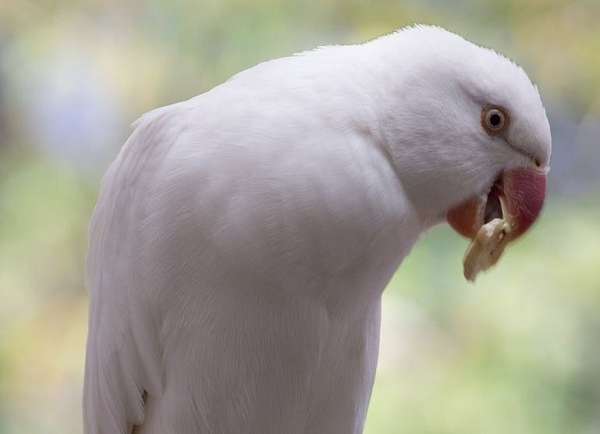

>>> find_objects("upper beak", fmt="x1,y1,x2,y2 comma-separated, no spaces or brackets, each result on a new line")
447,167,547,241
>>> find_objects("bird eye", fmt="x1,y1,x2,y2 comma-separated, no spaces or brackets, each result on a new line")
482,106,508,134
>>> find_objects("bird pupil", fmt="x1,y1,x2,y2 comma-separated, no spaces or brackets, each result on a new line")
490,113,501,127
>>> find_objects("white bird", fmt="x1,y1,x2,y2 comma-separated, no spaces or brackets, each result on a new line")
84,25,551,434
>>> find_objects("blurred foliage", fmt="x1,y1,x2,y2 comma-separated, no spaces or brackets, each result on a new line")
370,205,600,434
0,1,598,433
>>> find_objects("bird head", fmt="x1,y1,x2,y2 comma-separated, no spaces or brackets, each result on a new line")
374,26,551,242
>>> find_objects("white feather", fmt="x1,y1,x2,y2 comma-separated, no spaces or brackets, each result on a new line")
84,25,551,434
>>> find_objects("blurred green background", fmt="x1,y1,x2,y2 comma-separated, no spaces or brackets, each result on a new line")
1,1,599,433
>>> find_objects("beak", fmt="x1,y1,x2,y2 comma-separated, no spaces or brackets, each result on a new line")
447,167,547,241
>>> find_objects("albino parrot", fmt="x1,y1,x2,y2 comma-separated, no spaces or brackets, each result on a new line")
84,26,550,434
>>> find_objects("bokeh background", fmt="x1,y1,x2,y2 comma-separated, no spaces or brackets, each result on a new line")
1,1,599,433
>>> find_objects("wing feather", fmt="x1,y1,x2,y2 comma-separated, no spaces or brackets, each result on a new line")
83,104,184,434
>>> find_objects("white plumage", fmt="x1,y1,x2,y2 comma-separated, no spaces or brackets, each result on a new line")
84,26,551,434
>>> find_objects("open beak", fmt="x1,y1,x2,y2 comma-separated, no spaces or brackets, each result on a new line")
447,167,547,241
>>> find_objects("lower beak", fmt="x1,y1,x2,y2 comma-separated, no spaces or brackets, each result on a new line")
447,167,547,241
